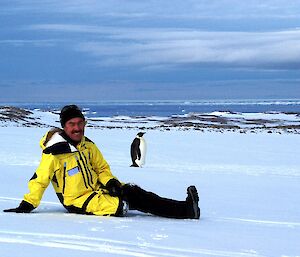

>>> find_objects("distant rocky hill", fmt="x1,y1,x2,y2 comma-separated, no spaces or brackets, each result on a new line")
1,106,299,133
0,106,57,127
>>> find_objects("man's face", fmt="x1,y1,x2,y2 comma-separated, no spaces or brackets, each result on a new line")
63,117,86,142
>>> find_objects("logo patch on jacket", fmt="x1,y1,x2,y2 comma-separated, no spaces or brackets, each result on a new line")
68,166,79,176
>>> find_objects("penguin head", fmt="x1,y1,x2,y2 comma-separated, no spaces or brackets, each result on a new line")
137,132,145,138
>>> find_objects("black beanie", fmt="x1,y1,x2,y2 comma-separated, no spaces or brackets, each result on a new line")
60,105,85,127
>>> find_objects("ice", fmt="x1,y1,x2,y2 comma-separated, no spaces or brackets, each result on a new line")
0,112,300,257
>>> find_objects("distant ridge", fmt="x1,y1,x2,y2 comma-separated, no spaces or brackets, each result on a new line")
1,106,300,134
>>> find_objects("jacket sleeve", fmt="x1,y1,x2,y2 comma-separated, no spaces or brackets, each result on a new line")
23,153,59,208
91,144,117,186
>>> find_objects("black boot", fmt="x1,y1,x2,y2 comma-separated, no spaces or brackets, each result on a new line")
186,186,200,219
122,184,198,219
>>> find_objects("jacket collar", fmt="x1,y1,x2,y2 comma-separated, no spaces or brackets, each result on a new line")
43,129,87,155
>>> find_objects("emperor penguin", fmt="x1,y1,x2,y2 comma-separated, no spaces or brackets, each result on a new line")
130,132,147,167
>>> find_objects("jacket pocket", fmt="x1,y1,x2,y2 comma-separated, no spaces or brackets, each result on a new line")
64,164,88,197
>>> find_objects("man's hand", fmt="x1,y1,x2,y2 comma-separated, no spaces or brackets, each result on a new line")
3,200,34,213
106,179,123,197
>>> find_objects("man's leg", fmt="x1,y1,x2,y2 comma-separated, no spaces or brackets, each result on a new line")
122,184,200,219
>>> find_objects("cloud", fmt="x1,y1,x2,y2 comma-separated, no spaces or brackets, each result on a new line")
3,0,300,20
0,39,62,47
1,0,300,102
27,23,300,70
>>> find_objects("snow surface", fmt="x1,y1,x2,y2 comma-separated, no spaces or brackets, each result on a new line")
1,117,300,257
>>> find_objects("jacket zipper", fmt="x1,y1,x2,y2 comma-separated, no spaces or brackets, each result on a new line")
62,162,66,194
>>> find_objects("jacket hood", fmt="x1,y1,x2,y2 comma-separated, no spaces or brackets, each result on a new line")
40,128,79,155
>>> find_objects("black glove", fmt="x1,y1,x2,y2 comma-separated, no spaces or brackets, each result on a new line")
106,179,123,197
3,200,35,213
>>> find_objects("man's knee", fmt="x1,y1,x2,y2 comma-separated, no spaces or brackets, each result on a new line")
122,183,142,197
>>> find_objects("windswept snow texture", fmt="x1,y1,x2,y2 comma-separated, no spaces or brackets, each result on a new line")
0,118,300,256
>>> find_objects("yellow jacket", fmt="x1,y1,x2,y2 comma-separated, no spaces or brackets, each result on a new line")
24,128,120,216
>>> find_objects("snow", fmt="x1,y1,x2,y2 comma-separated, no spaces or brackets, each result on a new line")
1,114,300,257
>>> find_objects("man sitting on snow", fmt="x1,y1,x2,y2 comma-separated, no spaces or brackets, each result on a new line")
4,105,200,219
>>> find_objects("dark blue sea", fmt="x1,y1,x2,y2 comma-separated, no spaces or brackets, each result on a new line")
3,99,300,117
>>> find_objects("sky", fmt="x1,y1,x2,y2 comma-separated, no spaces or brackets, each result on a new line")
1,0,300,101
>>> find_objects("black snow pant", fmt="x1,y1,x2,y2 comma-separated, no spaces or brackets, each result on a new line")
122,184,190,219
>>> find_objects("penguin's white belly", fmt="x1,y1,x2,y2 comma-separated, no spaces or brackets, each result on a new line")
136,139,147,167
